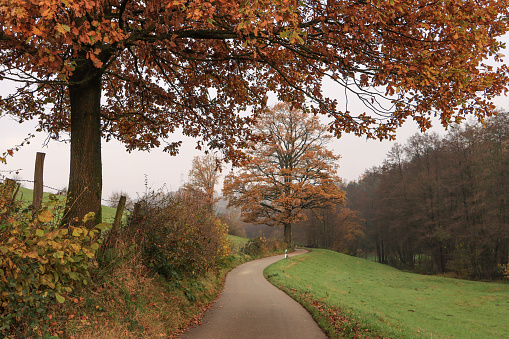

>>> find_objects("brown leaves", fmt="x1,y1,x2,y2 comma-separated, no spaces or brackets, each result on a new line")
0,0,507,159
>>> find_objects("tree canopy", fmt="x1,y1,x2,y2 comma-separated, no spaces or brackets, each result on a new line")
223,103,345,243
1,0,508,226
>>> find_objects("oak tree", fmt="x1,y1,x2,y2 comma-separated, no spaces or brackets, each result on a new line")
1,0,508,226
223,103,345,243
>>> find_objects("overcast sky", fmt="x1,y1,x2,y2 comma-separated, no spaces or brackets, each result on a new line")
1,35,508,202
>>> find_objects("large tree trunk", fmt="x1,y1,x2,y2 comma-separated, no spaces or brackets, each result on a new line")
63,68,103,228
284,222,292,244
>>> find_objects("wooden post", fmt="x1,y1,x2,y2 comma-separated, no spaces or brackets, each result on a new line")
1,178,19,223
112,195,126,232
132,202,141,220
33,152,45,210
133,202,140,215
12,180,20,202
3,178,16,204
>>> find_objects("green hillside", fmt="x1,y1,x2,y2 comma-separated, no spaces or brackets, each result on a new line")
265,249,509,338
15,186,119,223
228,234,250,251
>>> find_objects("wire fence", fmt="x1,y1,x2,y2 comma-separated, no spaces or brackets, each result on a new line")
0,173,118,204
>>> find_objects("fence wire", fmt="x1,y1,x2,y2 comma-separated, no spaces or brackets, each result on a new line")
1,173,118,204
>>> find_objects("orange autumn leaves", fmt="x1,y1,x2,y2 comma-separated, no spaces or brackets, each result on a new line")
223,104,345,243
1,0,508,143
1,0,508,230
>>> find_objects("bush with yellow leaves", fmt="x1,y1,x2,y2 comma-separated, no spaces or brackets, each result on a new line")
0,190,108,337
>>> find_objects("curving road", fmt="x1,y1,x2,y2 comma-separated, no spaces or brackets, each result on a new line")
178,249,327,339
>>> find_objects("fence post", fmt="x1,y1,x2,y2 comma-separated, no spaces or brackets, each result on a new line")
33,152,45,210
112,195,126,232
132,202,141,220
3,178,16,203
11,180,20,202
1,178,20,223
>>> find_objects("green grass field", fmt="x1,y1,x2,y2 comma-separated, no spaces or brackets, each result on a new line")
228,235,250,251
265,249,509,338
15,186,119,223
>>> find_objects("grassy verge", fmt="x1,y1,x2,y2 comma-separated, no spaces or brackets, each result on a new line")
55,250,241,338
265,249,509,339
46,236,289,338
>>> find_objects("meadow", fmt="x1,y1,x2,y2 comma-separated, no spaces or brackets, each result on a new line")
228,235,250,251
265,249,509,338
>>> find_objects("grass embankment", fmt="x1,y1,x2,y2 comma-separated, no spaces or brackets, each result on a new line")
53,235,288,338
265,249,509,339
59,248,241,338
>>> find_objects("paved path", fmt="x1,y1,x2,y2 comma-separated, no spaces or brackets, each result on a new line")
179,249,327,339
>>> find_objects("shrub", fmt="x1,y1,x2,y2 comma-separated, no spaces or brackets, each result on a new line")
0,179,18,224
242,236,268,255
501,263,509,280
0,187,107,337
242,236,291,256
217,211,246,237
112,190,230,280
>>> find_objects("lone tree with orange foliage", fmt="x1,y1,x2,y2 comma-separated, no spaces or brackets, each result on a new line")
0,0,508,227
223,103,345,244
183,154,221,211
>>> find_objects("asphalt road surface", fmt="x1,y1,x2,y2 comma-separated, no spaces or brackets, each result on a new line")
179,249,327,339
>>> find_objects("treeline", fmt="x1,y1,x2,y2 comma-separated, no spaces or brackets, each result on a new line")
292,206,365,255
346,113,509,280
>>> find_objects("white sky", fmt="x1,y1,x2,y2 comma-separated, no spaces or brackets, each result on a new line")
1,35,508,202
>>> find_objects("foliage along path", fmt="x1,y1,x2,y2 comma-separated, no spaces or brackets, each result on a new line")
179,249,326,339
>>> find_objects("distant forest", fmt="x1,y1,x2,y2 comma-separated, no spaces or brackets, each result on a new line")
346,113,509,280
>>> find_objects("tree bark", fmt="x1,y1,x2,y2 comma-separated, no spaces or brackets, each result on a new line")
284,222,292,244
63,68,103,228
